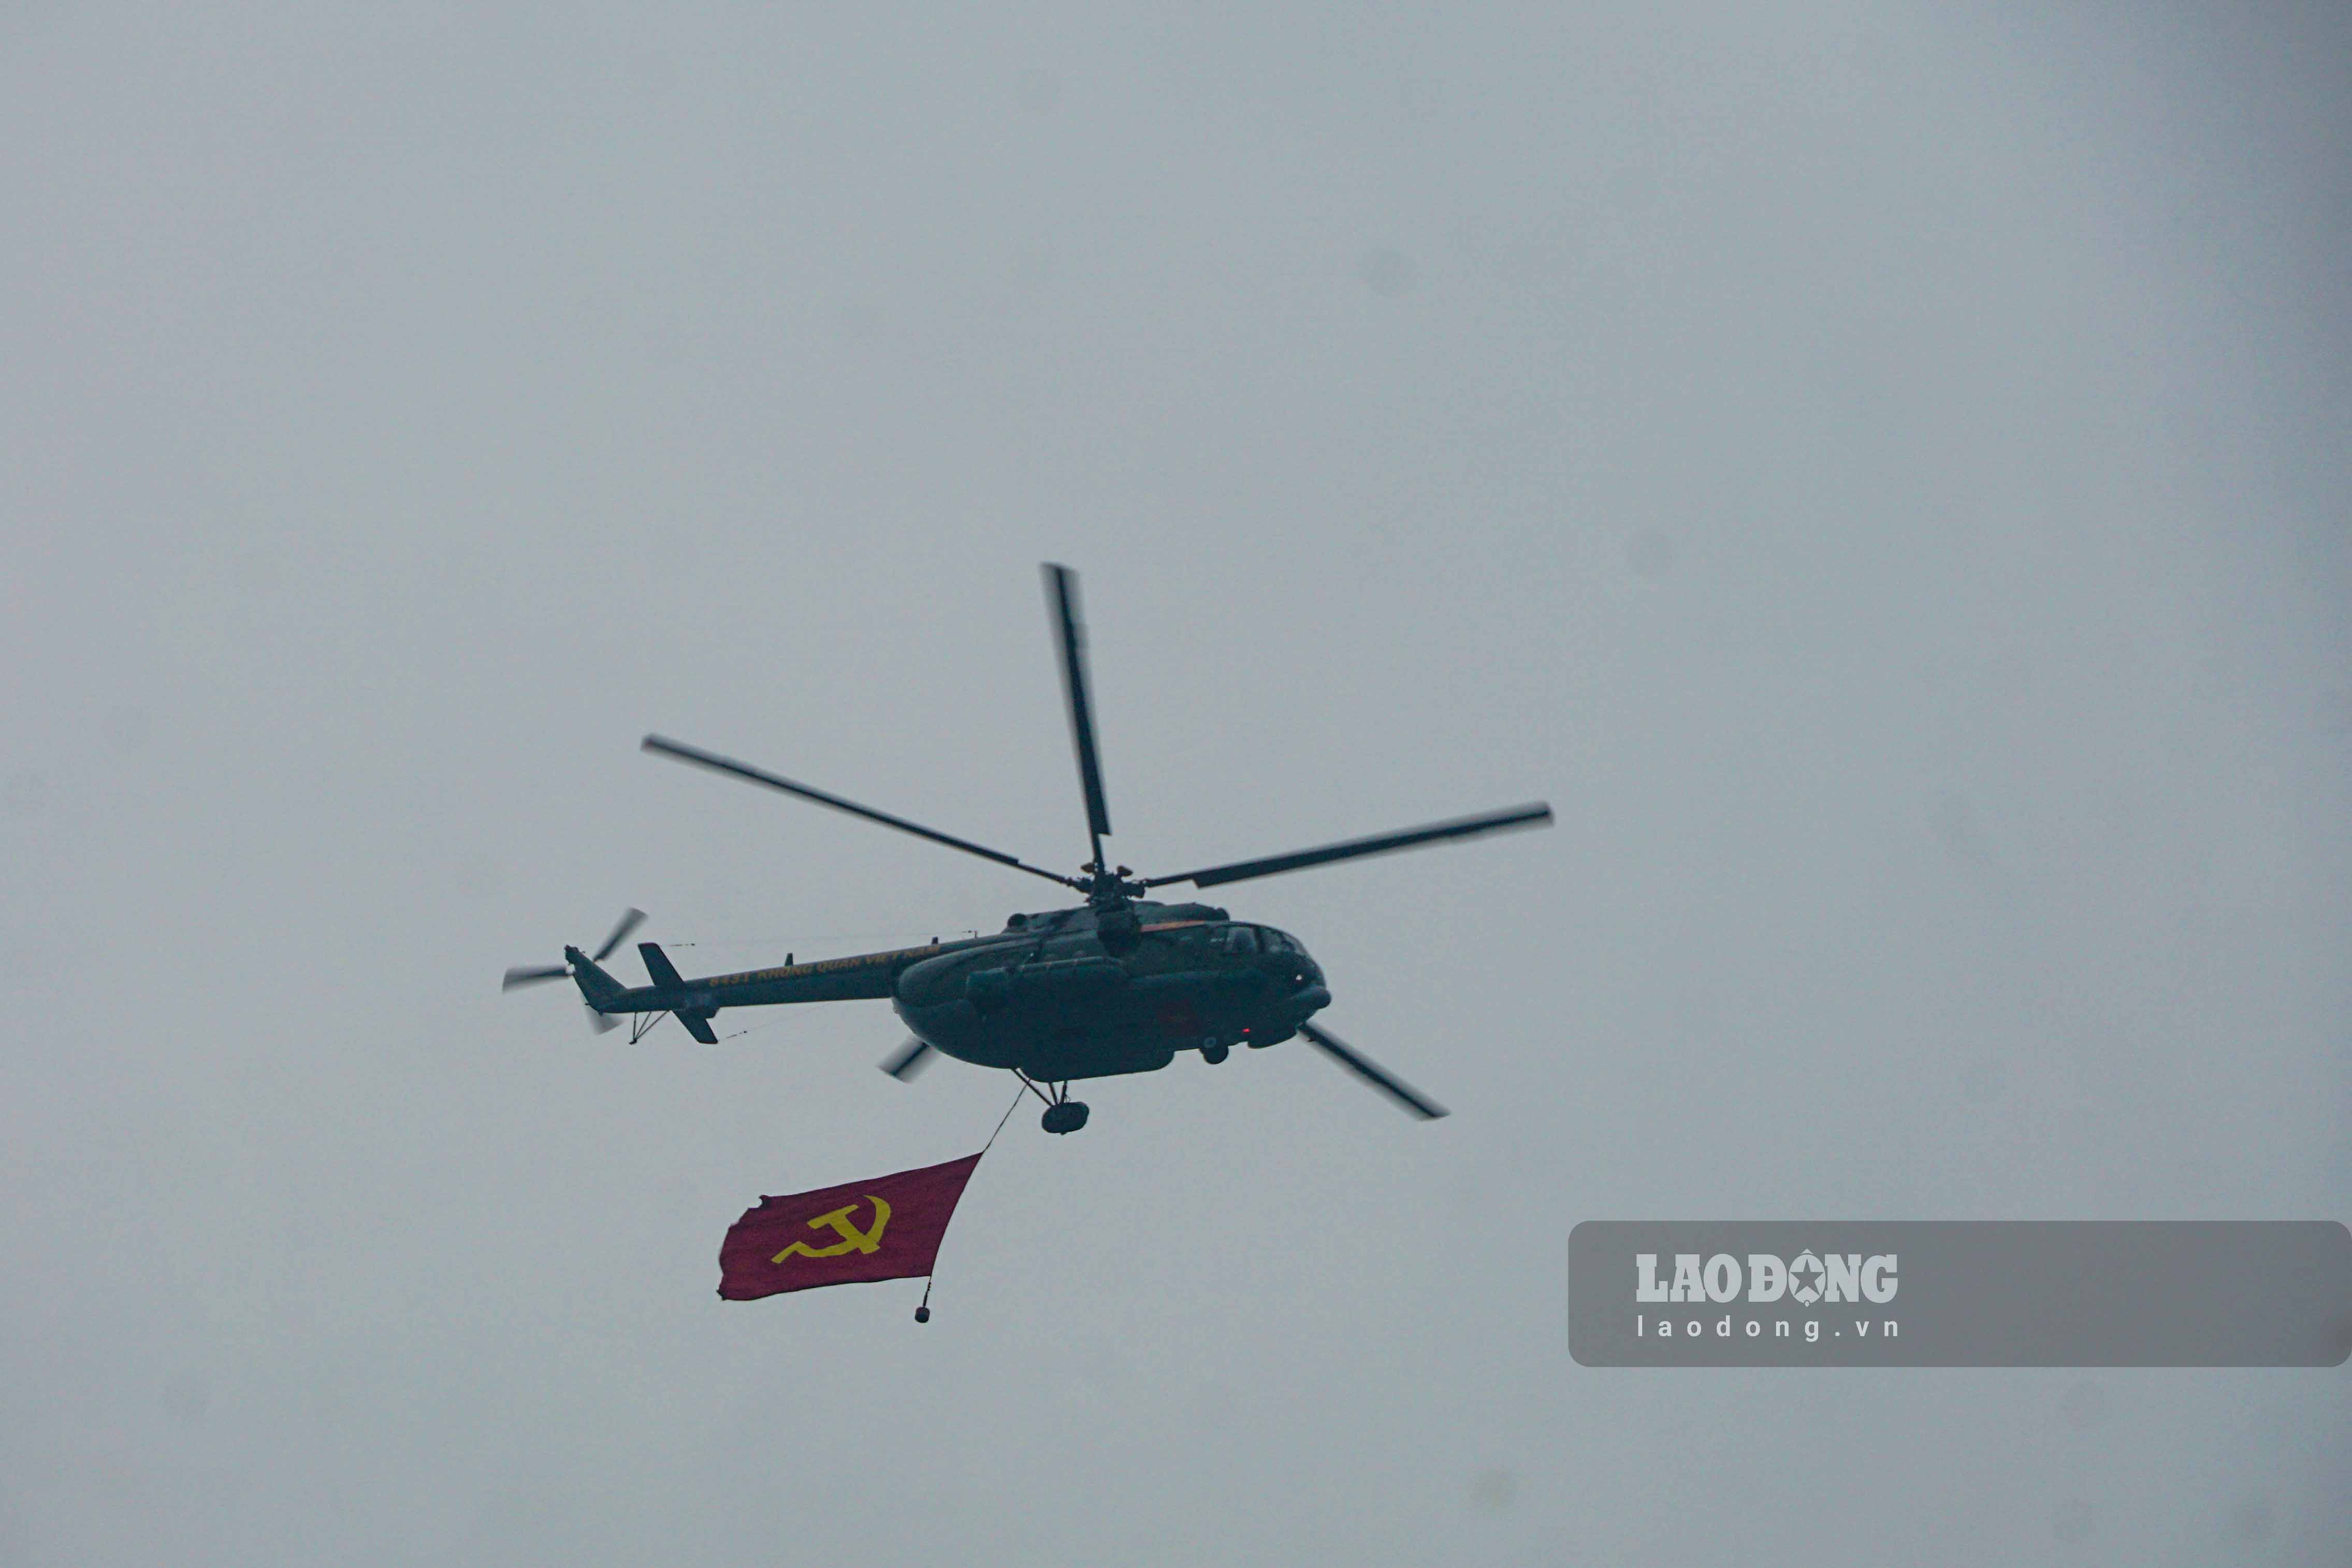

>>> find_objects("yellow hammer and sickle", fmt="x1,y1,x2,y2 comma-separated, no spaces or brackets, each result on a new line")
772,1196,892,1262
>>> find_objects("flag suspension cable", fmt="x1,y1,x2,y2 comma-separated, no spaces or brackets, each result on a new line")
916,1082,1027,1325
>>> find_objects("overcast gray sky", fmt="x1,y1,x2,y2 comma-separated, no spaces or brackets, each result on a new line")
4,3,2347,1564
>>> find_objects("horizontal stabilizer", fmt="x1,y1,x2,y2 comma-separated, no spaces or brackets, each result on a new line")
639,941,687,991
639,942,718,1042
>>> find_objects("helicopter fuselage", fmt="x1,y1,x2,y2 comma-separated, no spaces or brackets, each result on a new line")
894,908,1328,1082
577,900,1331,1084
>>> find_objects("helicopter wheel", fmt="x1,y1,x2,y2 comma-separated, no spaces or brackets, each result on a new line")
1041,1100,1090,1135
1201,1041,1229,1065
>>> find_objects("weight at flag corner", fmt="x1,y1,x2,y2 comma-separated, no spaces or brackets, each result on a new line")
720,1152,983,1302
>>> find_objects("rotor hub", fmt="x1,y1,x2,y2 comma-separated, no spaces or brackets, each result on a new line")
1079,864,1146,905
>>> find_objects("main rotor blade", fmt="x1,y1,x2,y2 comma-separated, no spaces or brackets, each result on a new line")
878,1037,938,1081
1142,803,1554,890
1298,1022,1448,1120
591,907,647,964
1043,563,1112,868
642,735,1082,888
502,964,571,992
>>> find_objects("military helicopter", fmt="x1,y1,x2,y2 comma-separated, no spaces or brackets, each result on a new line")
504,565,1550,1134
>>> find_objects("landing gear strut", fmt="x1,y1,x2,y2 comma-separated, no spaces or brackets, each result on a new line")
1022,1073,1090,1135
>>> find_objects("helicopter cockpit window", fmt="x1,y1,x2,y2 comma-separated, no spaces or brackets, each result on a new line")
1224,925,1259,954
1262,929,1293,954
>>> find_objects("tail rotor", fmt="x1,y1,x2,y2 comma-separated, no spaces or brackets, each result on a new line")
501,909,646,1034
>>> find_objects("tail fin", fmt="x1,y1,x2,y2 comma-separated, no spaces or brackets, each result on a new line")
564,946,628,1008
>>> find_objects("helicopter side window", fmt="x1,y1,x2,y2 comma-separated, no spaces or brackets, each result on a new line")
1224,925,1258,954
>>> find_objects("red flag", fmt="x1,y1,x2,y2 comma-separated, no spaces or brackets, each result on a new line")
718,1153,983,1301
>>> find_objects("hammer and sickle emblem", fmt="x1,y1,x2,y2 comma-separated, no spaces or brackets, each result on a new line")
772,1196,892,1262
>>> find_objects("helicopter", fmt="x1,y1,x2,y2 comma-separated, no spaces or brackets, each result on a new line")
503,564,1551,1134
